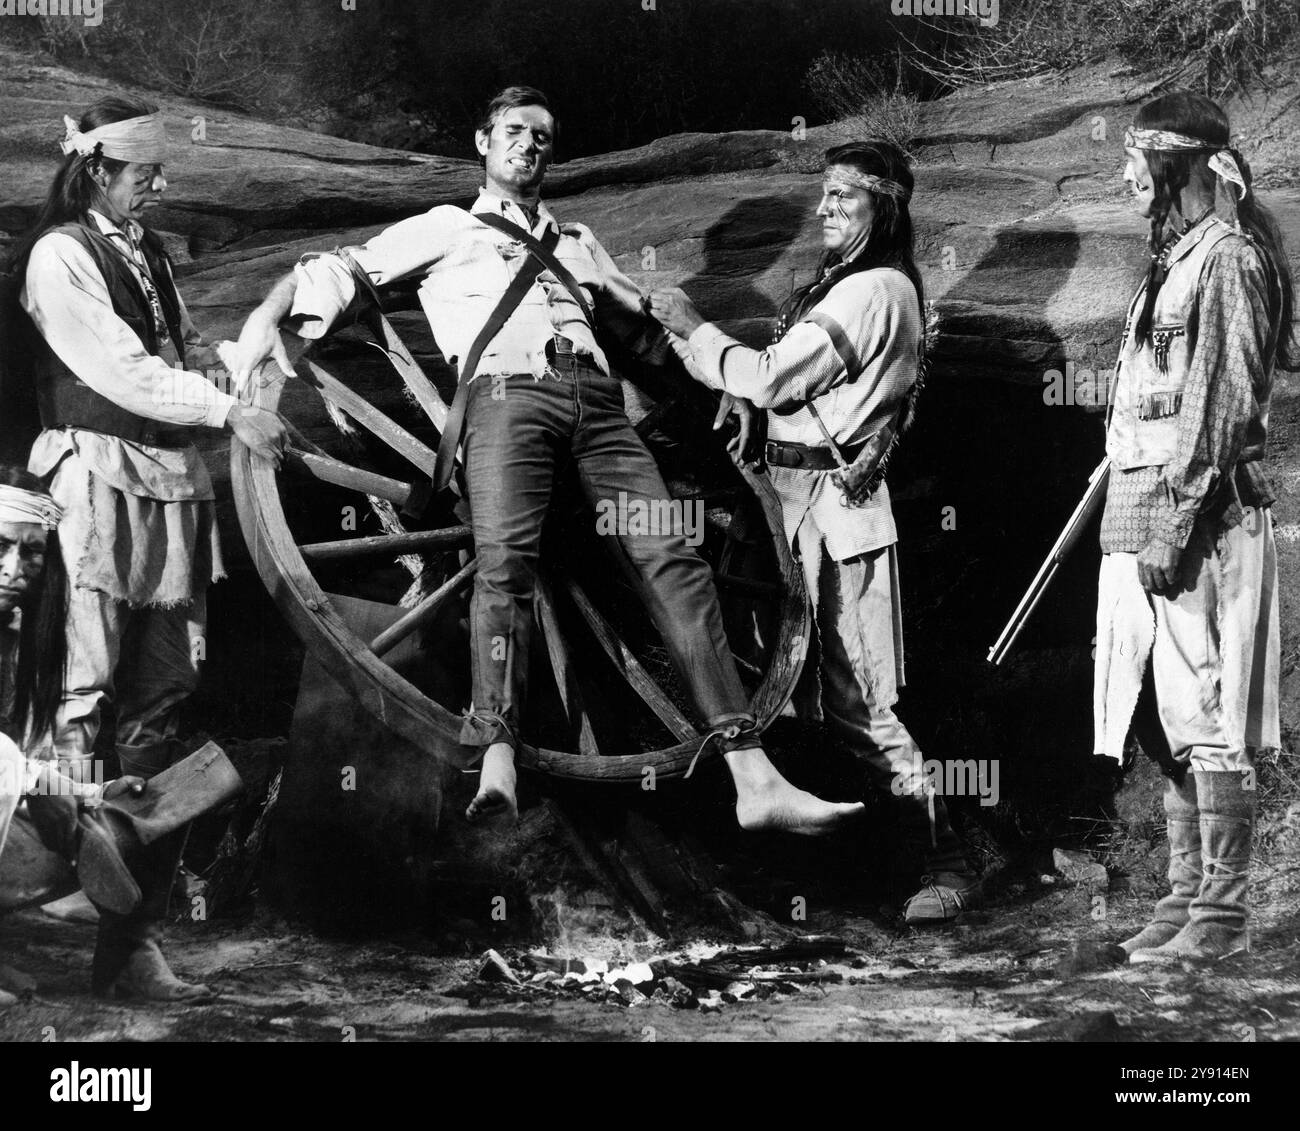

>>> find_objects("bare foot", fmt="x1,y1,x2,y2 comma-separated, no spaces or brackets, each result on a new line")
734,781,865,835
465,743,518,825
725,747,864,836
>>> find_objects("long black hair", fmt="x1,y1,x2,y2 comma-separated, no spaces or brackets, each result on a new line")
1133,92,1296,370
778,139,924,334
0,465,67,746
1,96,161,460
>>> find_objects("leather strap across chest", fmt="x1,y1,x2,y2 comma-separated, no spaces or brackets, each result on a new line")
431,213,594,492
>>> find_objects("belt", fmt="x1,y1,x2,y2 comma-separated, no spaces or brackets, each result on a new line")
764,438,864,470
546,334,580,359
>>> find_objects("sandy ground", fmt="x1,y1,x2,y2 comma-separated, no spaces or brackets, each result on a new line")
3,872,1298,1043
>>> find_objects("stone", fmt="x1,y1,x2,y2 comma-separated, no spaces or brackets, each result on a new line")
1015,1010,1123,1042
1053,848,1109,888
1054,940,1129,977
477,949,521,985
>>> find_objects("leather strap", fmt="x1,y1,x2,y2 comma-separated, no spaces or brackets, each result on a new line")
474,213,595,328
431,221,563,492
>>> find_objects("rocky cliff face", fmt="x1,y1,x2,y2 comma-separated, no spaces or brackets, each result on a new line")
3,47,1297,823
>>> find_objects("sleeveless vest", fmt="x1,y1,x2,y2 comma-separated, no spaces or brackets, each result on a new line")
30,220,192,449
1107,216,1272,470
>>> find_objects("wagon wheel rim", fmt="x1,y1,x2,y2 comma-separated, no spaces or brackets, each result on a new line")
232,353,810,783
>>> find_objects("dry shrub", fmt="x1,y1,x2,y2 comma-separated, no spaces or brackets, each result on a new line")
1116,0,1300,99
898,0,1298,96
806,51,922,152
896,0,1120,91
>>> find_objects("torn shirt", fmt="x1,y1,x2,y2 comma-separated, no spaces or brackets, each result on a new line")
286,189,693,382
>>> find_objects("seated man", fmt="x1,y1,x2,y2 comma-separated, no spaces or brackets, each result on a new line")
0,465,241,1005
230,85,863,834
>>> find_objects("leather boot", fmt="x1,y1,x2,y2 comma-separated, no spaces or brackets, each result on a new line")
1130,770,1254,964
92,830,213,1002
1121,769,1200,954
91,738,222,1003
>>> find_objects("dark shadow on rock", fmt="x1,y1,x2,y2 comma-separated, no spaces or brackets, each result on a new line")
679,193,809,345
877,216,1127,860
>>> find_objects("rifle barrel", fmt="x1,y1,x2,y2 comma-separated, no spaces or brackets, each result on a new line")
987,458,1111,666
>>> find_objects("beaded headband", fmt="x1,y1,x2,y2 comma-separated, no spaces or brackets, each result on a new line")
824,168,910,200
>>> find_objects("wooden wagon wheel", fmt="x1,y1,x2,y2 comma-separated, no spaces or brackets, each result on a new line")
231,315,810,784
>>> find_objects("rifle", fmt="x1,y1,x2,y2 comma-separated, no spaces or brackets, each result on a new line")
987,456,1110,666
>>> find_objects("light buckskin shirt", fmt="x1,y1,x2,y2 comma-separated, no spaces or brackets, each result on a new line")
686,266,922,562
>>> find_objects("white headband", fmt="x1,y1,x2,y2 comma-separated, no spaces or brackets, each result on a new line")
61,112,169,165
0,485,63,530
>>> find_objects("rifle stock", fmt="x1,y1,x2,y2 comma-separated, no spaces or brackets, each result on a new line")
987,457,1110,665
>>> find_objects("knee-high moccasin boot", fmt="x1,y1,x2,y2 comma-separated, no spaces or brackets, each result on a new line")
91,830,213,1002
1121,770,1201,954
1130,770,1254,964
90,740,239,1002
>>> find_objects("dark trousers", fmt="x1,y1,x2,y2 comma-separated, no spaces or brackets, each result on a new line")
458,353,756,755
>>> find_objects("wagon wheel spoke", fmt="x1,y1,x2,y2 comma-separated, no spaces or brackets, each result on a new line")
370,558,477,659
535,572,600,757
633,397,678,440
560,577,698,744
716,493,750,577
337,258,451,434
300,525,473,563
284,446,421,508
298,359,440,478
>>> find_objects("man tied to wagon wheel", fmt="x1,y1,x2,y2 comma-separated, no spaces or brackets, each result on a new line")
650,141,980,924
229,86,864,835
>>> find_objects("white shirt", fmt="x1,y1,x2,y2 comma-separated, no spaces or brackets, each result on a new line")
22,211,237,502
286,189,689,382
